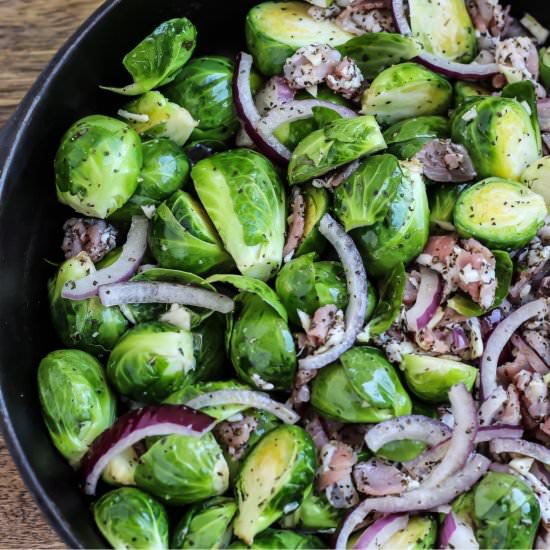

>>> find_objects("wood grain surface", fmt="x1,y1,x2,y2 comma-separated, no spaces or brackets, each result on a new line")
0,1,103,546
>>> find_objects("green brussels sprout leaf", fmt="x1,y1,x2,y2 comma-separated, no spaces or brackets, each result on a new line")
521,155,550,209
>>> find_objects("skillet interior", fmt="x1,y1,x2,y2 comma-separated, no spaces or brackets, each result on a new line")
0,0,548,546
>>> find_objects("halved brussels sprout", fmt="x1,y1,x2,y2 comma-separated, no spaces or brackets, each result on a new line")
361,63,453,126
451,96,540,180
172,497,237,549
103,18,197,96
288,115,386,185
541,47,550,89
38,349,116,466
94,488,169,550
453,177,547,249
382,515,437,549
428,184,467,231
311,347,412,423
522,156,550,209
106,321,196,403
48,253,129,355
228,293,296,391
135,432,229,505
245,1,352,76
455,472,540,550
338,32,421,80
454,81,490,108
55,115,142,218
231,529,325,549
164,56,243,142
334,154,402,231
102,447,138,487
233,425,317,544
294,185,330,258
149,190,233,275
409,0,476,62
376,440,427,463
280,492,342,531
275,253,347,326
192,149,286,281
401,354,478,403
353,161,429,276
120,91,198,146
111,138,189,222
383,116,450,160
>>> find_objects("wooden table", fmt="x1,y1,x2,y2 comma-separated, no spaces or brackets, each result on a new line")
0,1,103,546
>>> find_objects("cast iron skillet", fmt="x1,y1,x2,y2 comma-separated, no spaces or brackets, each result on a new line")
0,0,548,547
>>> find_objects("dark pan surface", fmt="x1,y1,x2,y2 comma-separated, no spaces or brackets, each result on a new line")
0,0,548,547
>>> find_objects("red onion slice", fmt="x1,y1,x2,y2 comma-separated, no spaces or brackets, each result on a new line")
185,390,300,424
475,425,524,443
81,405,215,495
365,415,451,453
439,511,479,550
422,384,477,489
391,0,498,80
538,99,550,132
299,214,368,370
481,298,548,399
335,454,490,549
353,514,409,550
62,216,148,300
490,438,550,466
98,281,234,314
257,99,356,136
405,267,443,332
233,52,291,165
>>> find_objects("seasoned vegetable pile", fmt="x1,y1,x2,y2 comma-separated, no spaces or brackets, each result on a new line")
39,1,550,548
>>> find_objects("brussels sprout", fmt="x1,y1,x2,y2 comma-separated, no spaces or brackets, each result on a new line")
110,138,190,222
353,161,429,276
541,47,550,89
245,1,352,76
453,177,547,249
107,321,196,403
338,32,421,80
55,115,142,218
454,81,490,108
233,425,317,544
93,487,169,550
311,347,412,423
383,116,451,160
192,314,227,382
48,253,129,355
361,63,453,126
231,529,325,549
102,447,138,487
275,253,347,326
119,268,216,328
228,293,296,391
447,250,513,316
361,262,405,340
274,89,351,151
103,18,197,95
455,472,541,549
172,497,237,549
294,185,330,258
451,96,540,180
401,354,478,403
381,515,437,549
164,57,242,142
334,154,402,231
280,492,342,531
288,115,386,184
192,149,286,281
149,190,233,275
184,139,229,165
38,349,116,466
409,0,476,62
522,156,550,209
119,92,198,147
135,432,229,504
428,184,467,231
376,440,427,463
